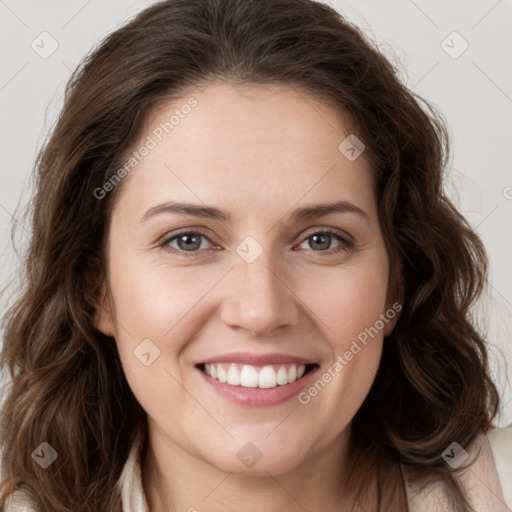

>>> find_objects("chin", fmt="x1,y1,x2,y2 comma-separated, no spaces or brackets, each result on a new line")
200,441,308,476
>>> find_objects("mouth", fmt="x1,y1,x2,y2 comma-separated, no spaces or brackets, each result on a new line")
196,362,318,389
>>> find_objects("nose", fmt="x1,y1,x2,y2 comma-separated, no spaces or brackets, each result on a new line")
220,244,300,338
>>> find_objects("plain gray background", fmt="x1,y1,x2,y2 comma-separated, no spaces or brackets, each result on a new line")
1,0,511,426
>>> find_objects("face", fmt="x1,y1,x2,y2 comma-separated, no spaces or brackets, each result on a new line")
94,82,402,476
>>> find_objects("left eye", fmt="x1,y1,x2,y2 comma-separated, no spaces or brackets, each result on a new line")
298,230,351,253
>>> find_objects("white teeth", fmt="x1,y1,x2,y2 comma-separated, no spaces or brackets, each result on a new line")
203,363,311,388
240,365,259,387
227,364,241,386
276,366,288,385
217,365,227,383
258,365,277,388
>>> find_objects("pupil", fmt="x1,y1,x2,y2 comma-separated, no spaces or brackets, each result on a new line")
311,233,330,250
179,234,200,251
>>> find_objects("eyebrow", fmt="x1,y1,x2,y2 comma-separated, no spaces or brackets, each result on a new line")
140,199,369,224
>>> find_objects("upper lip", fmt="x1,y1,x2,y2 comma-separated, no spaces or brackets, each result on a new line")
199,352,317,366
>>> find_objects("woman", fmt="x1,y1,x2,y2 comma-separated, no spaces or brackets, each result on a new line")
1,0,510,510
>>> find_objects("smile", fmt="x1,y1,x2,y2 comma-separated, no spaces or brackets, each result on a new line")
199,362,316,389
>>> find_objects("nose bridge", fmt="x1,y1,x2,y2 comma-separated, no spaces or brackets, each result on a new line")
220,234,299,336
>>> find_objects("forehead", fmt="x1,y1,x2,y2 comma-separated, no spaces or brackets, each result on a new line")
113,82,376,222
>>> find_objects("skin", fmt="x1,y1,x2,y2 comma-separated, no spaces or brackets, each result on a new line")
94,81,403,511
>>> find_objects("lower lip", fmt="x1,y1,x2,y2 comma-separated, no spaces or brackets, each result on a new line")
197,366,319,407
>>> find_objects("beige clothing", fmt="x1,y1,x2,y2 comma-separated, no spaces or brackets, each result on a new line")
5,426,512,511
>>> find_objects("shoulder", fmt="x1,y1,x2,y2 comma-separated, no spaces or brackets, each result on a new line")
448,426,512,511
3,489,38,511
403,426,512,512
116,427,149,512
3,431,148,512
484,425,512,508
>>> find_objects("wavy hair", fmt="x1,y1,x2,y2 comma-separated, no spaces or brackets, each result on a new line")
0,0,500,510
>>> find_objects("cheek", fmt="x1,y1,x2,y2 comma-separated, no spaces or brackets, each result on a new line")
294,257,389,411
297,259,390,349
107,259,213,418
112,251,218,322
107,256,223,368
295,269,388,433
297,257,389,418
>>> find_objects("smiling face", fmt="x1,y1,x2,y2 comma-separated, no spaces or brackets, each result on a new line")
94,81,401,477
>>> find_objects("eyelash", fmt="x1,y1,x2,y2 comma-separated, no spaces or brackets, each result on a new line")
158,228,354,258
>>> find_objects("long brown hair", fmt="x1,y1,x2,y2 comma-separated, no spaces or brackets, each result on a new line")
0,0,500,510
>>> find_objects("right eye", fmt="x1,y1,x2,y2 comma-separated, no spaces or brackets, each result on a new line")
160,230,217,256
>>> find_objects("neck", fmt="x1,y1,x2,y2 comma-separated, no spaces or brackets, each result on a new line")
141,423,380,512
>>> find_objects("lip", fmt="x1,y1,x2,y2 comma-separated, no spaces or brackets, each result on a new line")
199,351,316,366
197,363,320,407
